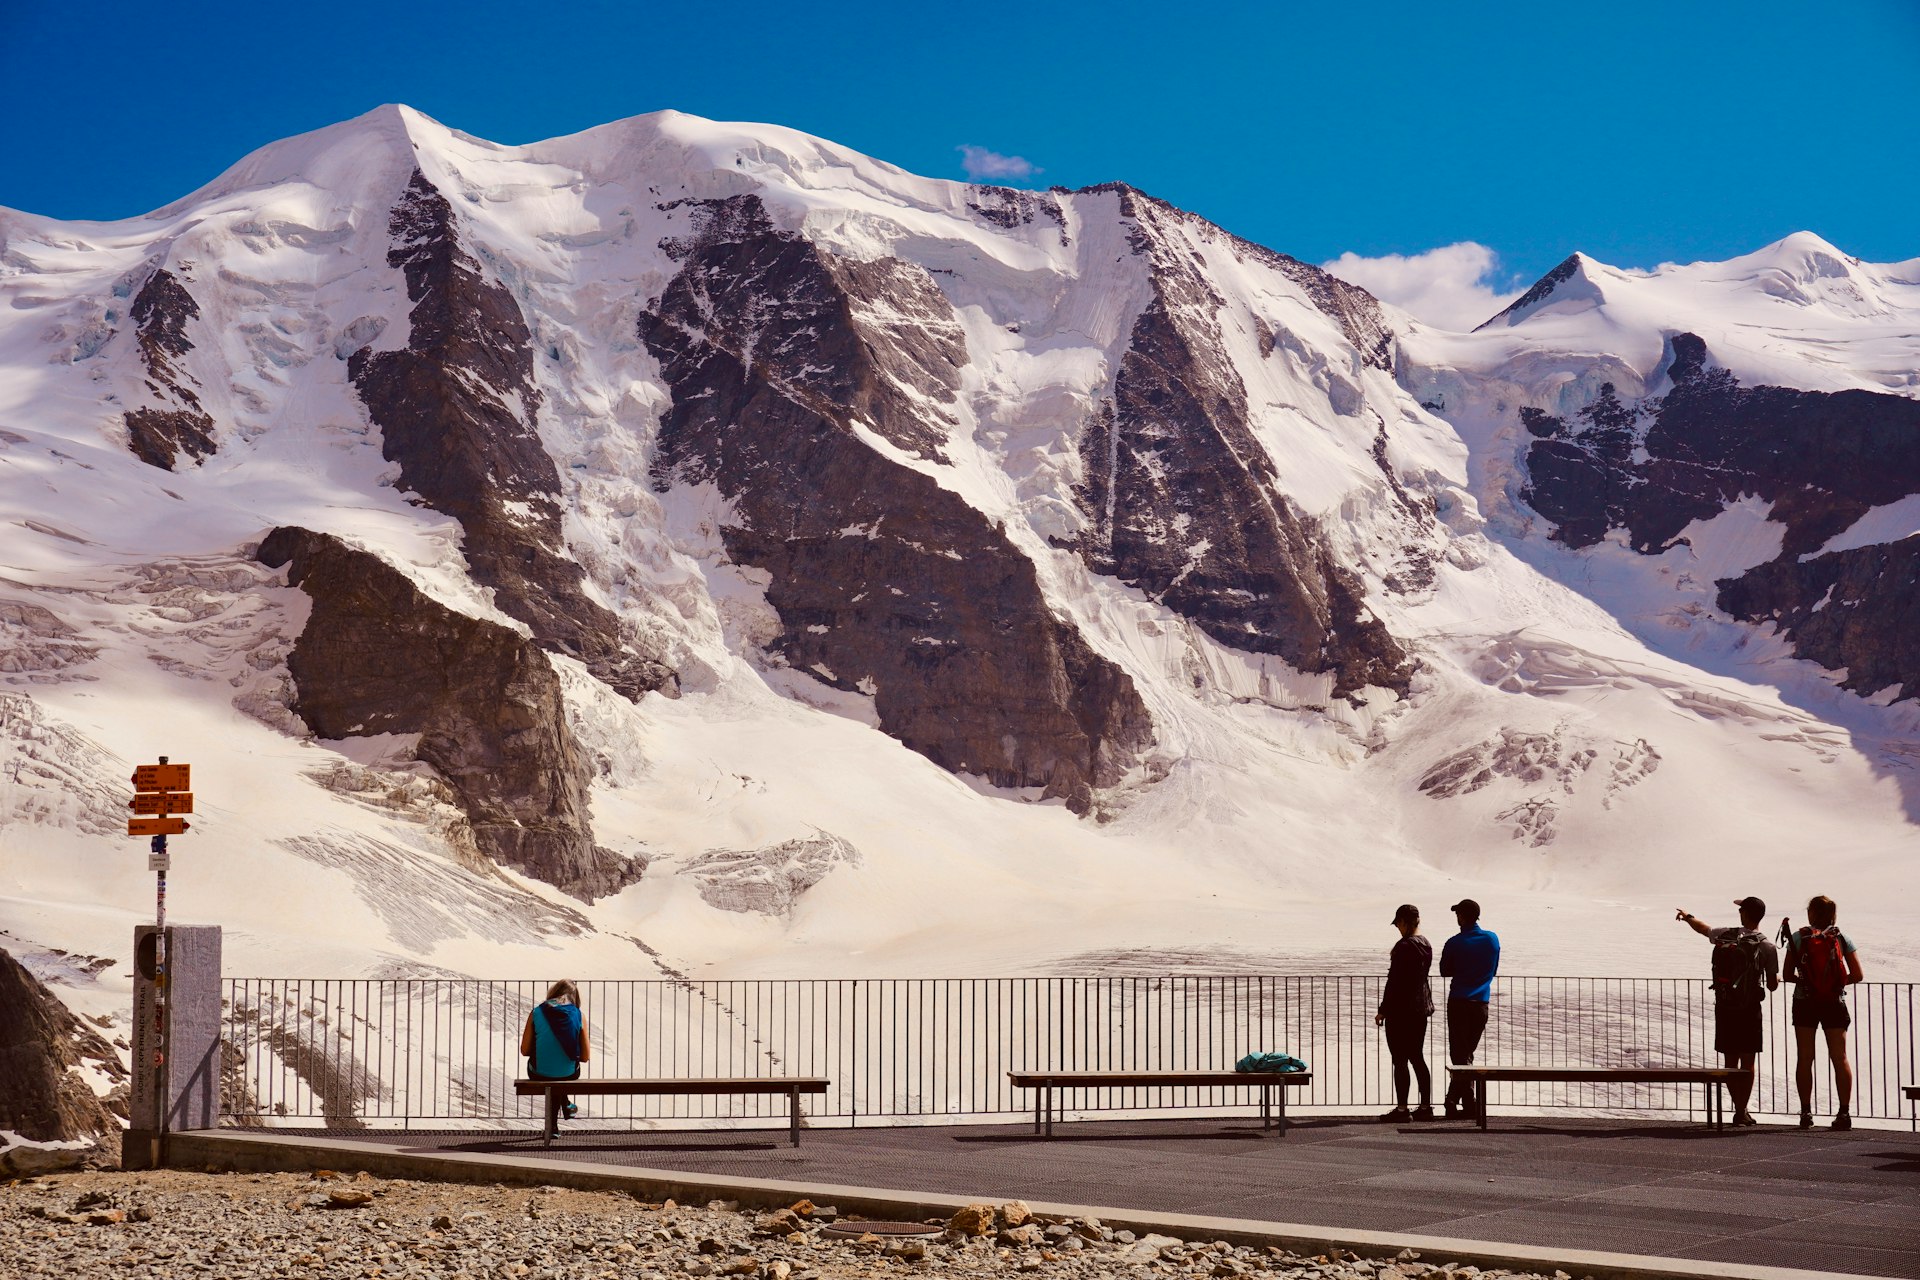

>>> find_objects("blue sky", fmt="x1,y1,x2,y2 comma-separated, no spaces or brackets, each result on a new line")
3,0,1915,299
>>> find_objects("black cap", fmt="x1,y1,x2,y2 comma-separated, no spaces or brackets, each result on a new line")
1391,903,1420,925
1450,898,1481,919
1735,895,1766,917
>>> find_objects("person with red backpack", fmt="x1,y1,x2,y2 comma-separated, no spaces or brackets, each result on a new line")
1781,895,1865,1130
1677,896,1778,1126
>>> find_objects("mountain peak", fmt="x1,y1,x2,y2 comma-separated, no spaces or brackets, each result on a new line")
1474,251,1609,330
1722,230,1860,285
144,103,450,221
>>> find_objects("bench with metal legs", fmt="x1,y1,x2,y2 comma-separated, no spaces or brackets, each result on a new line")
1447,1067,1755,1131
513,1077,830,1147
1008,1070,1313,1138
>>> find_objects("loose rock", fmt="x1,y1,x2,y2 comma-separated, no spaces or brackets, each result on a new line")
0,1167,1622,1280
947,1203,995,1236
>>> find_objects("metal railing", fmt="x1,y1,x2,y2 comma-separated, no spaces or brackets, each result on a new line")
221,976,1918,1130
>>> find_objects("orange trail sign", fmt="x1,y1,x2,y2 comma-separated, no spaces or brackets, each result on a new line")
127,817,190,837
130,792,194,815
132,763,191,792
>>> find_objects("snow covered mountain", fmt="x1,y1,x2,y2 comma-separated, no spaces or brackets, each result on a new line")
3,104,1916,1058
1406,236,1920,713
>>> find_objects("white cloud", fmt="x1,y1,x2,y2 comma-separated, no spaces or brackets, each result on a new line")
1320,242,1525,332
957,145,1040,182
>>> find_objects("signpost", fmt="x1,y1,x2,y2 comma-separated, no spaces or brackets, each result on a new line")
129,758,191,1163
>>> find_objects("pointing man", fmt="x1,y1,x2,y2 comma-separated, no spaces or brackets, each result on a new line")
1678,897,1778,1125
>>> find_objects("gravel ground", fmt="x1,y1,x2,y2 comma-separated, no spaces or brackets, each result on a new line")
0,1169,1591,1280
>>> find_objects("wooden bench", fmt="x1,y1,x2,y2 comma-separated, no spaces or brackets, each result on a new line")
1447,1067,1754,1131
1008,1070,1312,1138
513,1077,829,1147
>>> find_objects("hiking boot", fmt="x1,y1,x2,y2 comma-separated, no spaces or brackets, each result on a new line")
1798,1110,1814,1129
1733,1111,1758,1127
1378,1107,1412,1123
1409,1106,1436,1121
1831,1112,1852,1131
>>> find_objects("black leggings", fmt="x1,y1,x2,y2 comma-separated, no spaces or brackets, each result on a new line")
1383,1014,1432,1108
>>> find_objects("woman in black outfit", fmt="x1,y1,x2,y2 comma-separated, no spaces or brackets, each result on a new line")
1374,903,1435,1122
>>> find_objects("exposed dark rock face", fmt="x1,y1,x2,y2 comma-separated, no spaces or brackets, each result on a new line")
0,948,125,1171
257,525,638,900
1524,334,1920,555
347,170,671,700
967,186,1069,246
1262,252,1396,375
642,196,1151,814
1718,538,1920,702
123,268,216,470
1077,182,1394,374
1519,383,1652,549
1072,187,1411,699
1521,333,1920,702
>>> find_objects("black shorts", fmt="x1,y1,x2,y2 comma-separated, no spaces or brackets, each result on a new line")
1792,998,1851,1031
1714,998,1764,1056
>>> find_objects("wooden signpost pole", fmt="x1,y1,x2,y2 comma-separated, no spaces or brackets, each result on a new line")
153,758,167,1167
129,758,192,1165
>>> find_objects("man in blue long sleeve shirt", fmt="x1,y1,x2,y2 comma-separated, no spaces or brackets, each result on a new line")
1438,899,1500,1119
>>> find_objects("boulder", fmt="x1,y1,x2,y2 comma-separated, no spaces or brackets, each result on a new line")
0,948,124,1172
946,1204,995,1236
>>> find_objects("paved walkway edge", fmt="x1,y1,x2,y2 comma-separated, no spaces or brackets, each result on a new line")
171,1131,1877,1280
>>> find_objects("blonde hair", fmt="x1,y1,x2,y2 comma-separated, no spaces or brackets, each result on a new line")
546,979,580,1005
1806,896,1837,929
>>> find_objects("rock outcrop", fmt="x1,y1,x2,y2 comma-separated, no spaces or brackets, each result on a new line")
0,948,125,1173
681,831,860,919
1718,538,1920,702
1520,332,1920,701
1073,187,1412,699
257,526,637,900
643,195,1153,814
122,267,216,471
346,170,671,701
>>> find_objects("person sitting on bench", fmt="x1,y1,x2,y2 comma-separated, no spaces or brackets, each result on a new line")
520,979,590,1137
